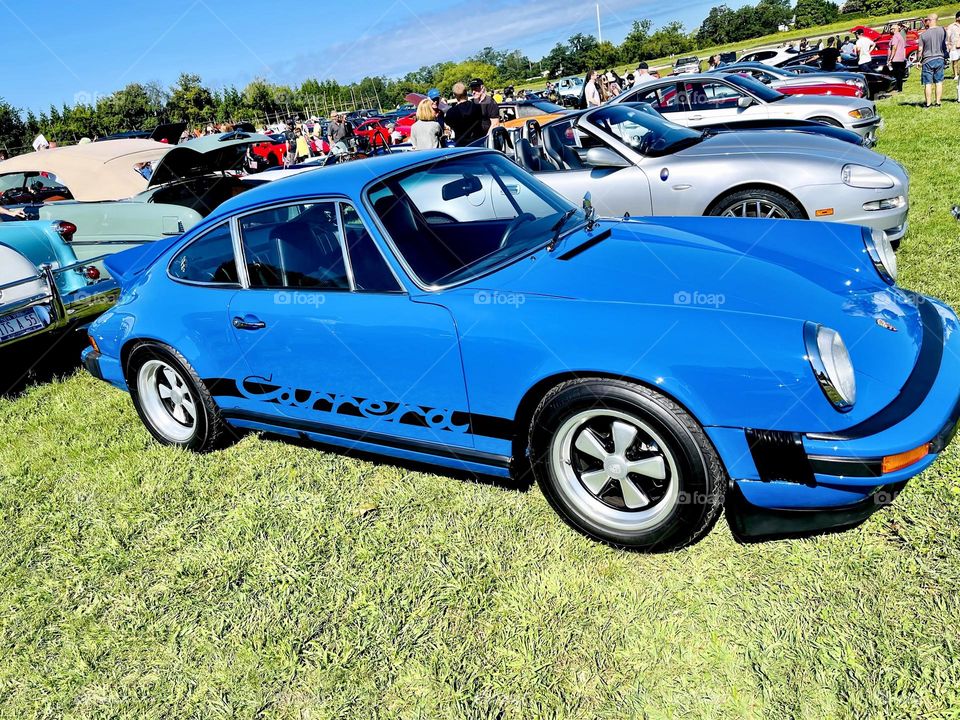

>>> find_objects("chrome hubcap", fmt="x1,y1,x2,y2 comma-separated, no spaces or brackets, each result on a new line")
137,359,197,442
721,199,789,219
550,409,679,532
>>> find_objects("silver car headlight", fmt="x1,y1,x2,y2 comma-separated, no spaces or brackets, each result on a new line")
804,323,857,412
842,164,894,189
864,227,898,284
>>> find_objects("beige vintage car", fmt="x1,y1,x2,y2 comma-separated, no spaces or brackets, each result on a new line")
0,131,270,261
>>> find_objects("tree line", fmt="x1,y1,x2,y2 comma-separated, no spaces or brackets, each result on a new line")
0,0,936,154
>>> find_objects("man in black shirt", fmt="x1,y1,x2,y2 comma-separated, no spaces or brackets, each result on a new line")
820,37,841,71
445,82,485,146
470,78,501,136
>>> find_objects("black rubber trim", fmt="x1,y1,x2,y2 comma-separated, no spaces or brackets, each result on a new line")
726,481,907,543
808,300,944,441
83,350,103,380
222,408,512,469
808,455,883,478
558,229,612,260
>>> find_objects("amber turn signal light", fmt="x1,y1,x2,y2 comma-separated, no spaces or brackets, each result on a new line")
882,444,930,475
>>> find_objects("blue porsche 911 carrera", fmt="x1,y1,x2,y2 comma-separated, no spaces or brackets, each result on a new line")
82,149,960,551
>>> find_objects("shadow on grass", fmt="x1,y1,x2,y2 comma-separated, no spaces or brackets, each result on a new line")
256,429,535,494
0,328,88,399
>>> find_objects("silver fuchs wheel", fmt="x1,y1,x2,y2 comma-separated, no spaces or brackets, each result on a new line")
126,343,233,452
137,359,198,443
528,379,727,551
550,409,680,533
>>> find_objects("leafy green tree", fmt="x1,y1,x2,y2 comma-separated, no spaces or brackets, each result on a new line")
584,41,622,71
697,5,737,45
166,73,216,125
0,98,27,154
542,42,575,77
620,19,653,61
795,0,840,28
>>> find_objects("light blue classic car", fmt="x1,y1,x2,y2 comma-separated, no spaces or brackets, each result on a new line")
0,220,116,348
0,131,272,350
82,149,960,551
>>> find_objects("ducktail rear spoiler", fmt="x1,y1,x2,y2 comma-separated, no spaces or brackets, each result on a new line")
103,237,179,287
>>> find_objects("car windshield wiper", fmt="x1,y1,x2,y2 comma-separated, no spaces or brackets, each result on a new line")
547,208,578,252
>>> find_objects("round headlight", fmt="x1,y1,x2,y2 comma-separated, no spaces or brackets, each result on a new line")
804,323,857,412
865,228,898,284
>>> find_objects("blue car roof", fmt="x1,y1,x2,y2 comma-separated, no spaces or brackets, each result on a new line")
212,147,485,221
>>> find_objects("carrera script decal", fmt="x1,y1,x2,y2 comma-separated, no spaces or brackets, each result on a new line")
236,375,470,434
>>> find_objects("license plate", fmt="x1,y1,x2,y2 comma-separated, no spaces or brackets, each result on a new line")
0,307,44,342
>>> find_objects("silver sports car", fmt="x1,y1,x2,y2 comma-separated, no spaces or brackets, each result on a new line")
613,73,881,144
504,104,908,243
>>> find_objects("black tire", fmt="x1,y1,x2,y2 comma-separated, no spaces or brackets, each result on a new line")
527,379,727,551
126,342,234,452
708,188,805,220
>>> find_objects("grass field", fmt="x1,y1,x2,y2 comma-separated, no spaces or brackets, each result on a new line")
3,78,960,718
518,3,960,89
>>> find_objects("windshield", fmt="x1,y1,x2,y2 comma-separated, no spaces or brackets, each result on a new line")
586,104,703,156
367,153,582,287
723,73,785,102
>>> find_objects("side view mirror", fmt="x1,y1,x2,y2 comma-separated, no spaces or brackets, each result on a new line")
737,96,755,109
585,147,632,169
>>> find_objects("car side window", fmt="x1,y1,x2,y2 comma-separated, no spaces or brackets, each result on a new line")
340,203,402,293
633,86,680,113
239,202,350,290
686,81,741,111
169,222,239,285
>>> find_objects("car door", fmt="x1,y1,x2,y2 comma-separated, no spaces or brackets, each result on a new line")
536,117,653,218
672,80,756,126
225,198,475,451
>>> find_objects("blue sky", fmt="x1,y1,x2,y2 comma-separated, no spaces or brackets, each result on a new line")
1,0,752,112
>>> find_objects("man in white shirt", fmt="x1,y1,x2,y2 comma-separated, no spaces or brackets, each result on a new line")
632,62,654,87
854,30,876,71
947,11,960,94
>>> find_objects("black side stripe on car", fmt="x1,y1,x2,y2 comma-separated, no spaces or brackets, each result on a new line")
221,409,512,469
202,377,515,441
558,229,612,261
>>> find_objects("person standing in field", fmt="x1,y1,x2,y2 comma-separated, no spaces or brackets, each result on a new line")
919,13,948,107
854,30,876,72
820,37,841,72
947,12,960,96
887,22,907,93
409,98,442,150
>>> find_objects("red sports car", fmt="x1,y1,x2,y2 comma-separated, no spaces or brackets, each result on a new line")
850,19,922,63
354,119,392,147
776,82,863,98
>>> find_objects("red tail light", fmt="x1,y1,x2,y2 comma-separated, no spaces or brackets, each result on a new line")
55,220,77,241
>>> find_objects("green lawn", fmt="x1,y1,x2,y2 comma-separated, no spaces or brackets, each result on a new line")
518,3,960,89
3,78,960,718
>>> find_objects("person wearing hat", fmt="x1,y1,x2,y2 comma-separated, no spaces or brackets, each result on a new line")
426,88,446,134
632,62,653,88
469,78,500,136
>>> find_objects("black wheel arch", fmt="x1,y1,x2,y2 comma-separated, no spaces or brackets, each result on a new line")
704,183,809,219
509,370,709,477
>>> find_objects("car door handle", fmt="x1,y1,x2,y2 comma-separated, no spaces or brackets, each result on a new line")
233,315,266,330
689,114,703,120
503,184,520,195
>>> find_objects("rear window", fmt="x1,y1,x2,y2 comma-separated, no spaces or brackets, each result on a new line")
169,222,238,285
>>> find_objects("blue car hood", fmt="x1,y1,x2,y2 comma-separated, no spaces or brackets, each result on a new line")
468,218,926,407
